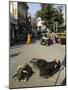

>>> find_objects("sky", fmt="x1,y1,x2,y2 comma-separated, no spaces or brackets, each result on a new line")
28,2,65,21
28,3,41,17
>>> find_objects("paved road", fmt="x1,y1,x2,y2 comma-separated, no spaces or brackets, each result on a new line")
9,41,66,88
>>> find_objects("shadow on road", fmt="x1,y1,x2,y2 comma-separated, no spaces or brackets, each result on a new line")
61,55,66,85
10,39,37,49
62,55,66,67
10,42,26,49
61,77,66,85
10,52,21,58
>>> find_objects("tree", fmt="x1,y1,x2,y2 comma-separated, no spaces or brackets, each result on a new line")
31,17,37,29
35,4,64,31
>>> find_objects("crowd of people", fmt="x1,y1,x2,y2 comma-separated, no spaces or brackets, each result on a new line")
40,32,59,46
48,32,58,45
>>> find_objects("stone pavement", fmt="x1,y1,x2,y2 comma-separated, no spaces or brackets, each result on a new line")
9,41,66,88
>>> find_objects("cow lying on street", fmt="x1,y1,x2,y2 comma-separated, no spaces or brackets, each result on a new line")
30,58,61,78
12,63,35,82
12,58,62,82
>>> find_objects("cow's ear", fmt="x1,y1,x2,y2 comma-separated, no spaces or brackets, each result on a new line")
58,60,61,64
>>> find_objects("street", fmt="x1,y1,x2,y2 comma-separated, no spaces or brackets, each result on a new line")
9,41,66,88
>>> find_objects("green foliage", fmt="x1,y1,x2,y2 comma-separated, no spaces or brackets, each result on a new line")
35,4,64,31
31,17,37,29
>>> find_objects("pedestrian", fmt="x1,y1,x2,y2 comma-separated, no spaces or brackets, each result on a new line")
51,32,56,44
26,33,31,45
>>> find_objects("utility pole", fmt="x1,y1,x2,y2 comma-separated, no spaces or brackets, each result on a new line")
53,23,55,33
55,22,58,33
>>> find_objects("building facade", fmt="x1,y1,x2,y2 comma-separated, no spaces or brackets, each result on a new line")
9,2,30,46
